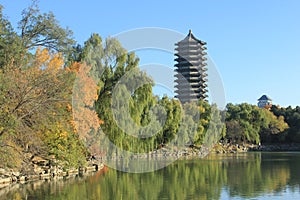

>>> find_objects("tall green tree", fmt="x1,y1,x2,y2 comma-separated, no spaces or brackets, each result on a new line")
18,1,75,53
0,6,23,69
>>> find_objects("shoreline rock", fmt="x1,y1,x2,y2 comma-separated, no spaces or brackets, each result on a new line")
0,160,104,190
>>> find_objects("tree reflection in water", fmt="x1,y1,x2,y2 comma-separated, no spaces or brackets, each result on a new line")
1,152,300,200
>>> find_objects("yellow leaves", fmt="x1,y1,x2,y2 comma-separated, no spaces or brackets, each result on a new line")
48,53,64,71
199,105,205,113
59,131,68,139
69,119,77,133
44,123,70,140
66,104,72,112
34,47,64,73
278,115,285,122
71,62,101,141
35,47,50,66
200,119,209,126
3,107,9,113
57,143,64,151
73,62,99,106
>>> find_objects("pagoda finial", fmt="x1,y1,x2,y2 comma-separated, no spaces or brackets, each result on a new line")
189,29,192,34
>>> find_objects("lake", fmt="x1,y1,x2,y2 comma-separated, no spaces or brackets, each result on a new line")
1,152,300,200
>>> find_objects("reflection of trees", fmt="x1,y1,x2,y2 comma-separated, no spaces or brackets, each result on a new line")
226,153,291,198
96,159,226,200
2,153,300,200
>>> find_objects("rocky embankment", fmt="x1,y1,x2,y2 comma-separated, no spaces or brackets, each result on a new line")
2,143,299,188
0,156,103,189
212,143,255,153
212,143,300,153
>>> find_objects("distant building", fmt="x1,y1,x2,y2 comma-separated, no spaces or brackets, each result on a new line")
174,30,208,103
257,95,272,108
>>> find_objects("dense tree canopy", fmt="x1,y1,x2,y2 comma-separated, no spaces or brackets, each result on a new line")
224,103,288,144
0,3,86,169
271,105,300,143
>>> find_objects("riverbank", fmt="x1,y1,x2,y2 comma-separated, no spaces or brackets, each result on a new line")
0,157,104,189
212,143,300,153
2,143,300,189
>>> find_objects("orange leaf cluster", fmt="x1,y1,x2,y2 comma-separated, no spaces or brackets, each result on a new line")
71,62,102,143
34,47,64,73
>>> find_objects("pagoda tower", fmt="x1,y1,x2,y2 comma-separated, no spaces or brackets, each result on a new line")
174,30,208,103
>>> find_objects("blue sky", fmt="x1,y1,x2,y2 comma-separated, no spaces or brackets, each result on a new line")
1,0,300,107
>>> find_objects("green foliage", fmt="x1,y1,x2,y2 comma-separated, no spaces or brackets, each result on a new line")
0,1,74,70
158,96,182,145
18,1,75,53
92,43,158,153
84,33,225,154
175,101,224,150
271,105,300,143
0,6,23,70
225,103,288,144
202,104,225,148
43,124,87,169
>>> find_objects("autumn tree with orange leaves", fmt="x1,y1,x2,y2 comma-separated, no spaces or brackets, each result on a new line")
0,43,103,168
68,62,103,156
0,47,79,167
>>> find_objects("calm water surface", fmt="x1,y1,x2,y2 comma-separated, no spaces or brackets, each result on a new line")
1,152,300,200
